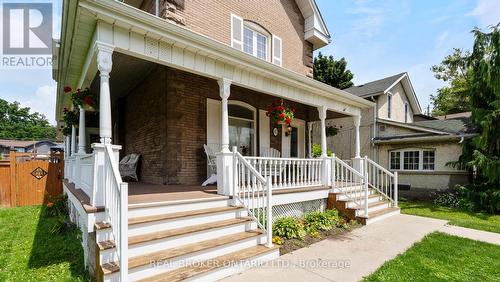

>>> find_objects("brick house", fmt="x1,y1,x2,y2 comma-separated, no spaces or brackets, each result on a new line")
54,1,400,280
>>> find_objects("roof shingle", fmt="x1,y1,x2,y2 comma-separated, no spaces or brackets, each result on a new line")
344,72,406,97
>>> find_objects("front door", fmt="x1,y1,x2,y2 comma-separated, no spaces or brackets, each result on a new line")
282,119,305,158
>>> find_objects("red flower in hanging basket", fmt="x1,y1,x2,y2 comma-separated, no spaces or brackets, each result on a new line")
279,113,285,119
63,107,69,113
63,86,72,93
84,96,94,106
285,117,291,124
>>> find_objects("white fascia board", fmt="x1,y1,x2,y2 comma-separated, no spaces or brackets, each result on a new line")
373,133,477,144
297,0,330,50
77,0,373,110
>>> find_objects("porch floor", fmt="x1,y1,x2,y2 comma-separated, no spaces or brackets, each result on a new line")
128,183,223,205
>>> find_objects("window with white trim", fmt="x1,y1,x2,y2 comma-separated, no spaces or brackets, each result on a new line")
404,103,409,123
389,149,436,171
242,26,268,61
387,94,392,119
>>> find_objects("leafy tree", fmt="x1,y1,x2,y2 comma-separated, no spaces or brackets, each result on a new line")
0,98,56,140
454,25,500,214
430,48,472,116
313,52,354,89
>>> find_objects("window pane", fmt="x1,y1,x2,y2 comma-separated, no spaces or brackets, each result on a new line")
388,95,392,118
403,151,419,170
390,152,400,170
423,150,435,170
243,28,253,55
228,104,254,120
229,118,254,156
256,33,267,60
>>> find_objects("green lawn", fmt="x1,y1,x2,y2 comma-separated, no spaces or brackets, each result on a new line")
0,206,89,281
400,201,500,234
364,232,500,282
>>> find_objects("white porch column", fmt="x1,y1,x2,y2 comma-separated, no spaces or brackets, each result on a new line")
318,106,327,157
307,122,312,158
216,78,234,196
70,125,76,155
317,106,330,186
352,114,364,174
65,136,70,158
96,43,114,144
77,106,86,154
218,77,231,153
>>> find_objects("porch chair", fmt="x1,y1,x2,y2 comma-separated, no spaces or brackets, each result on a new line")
261,147,281,158
119,153,140,182
202,144,218,186
259,147,284,184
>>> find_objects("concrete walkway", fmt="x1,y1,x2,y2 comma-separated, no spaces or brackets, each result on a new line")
223,214,448,282
439,224,500,245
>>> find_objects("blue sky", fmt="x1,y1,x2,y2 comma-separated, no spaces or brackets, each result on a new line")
0,0,499,124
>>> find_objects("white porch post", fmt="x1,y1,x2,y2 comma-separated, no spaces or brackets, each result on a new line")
307,122,312,158
78,106,86,154
97,43,114,144
65,136,70,158
318,106,330,186
91,42,115,207
352,115,364,174
70,125,76,156
216,78,234,196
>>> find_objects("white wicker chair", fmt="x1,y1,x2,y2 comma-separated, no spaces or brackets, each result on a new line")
119,153,140,182
202,144,218,186
261,147,281,158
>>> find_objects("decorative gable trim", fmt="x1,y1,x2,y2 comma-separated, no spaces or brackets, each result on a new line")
383,73,422,115
295,0,330,50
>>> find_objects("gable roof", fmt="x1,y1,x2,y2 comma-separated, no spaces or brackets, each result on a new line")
0,140,58,149
344,73,406,97
345,72,422,114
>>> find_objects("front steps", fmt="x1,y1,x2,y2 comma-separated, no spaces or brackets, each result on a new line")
96,198,279,281
328,185,400,225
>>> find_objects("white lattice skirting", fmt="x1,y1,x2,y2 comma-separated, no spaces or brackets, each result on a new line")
272,199,327,220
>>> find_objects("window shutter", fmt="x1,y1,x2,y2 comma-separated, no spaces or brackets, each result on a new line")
272,35,282,66
231,13,243,50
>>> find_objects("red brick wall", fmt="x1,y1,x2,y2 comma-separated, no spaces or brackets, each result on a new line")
140,0,313,77
118,66,314,185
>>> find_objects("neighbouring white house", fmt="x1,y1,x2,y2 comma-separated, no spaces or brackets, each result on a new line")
312,72,476,199
54,1,401,281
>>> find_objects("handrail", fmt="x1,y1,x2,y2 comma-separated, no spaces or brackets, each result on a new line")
104,145,128,280
332,156,368,216
364,156,398,207
233,147,273,247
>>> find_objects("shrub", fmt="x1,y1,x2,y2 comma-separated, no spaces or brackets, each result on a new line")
311,143,333,158
45,194,68,217
272,236,283,245
272,217,306,239
455,184,500,214
433,191,463,209
304,211,335,232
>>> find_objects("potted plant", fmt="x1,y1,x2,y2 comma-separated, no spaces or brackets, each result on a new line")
266,99,296,134
64,86,98,111
61,107,78,136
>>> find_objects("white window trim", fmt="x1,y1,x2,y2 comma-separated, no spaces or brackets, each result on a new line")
389,148,436,171
243,26,269,61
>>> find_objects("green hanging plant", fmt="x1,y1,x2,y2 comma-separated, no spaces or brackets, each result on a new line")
326,126,338,137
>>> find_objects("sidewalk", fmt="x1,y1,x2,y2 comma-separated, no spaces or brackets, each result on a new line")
222,214,448,282
439,224,500,245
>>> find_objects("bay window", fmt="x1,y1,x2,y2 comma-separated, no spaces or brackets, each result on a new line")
389,149,436,171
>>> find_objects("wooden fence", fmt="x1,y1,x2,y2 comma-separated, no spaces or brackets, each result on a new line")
0,151,64,207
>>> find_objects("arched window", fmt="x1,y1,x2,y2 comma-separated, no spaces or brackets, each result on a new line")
228,101,256,156
242,21,271,61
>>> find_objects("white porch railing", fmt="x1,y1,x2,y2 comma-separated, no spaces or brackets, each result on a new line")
233,148,272,247
364,156,398,207
79,154,95,196
104,145,129,280
243,157,323,190
332,156,369,216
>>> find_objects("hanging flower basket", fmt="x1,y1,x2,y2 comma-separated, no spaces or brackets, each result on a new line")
64,86,98,111
266,99,295,126
61,107,79,136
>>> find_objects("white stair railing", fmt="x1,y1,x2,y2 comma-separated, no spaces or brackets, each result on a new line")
243,156,323,190
364,156,398,207
103,145,128,280
332,156,369,216
233,147,273,247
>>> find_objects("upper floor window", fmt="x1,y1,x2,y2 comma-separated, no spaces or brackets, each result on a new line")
243,27,268,61
387,94,392,119
404,102,409,123
231,14,282,66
